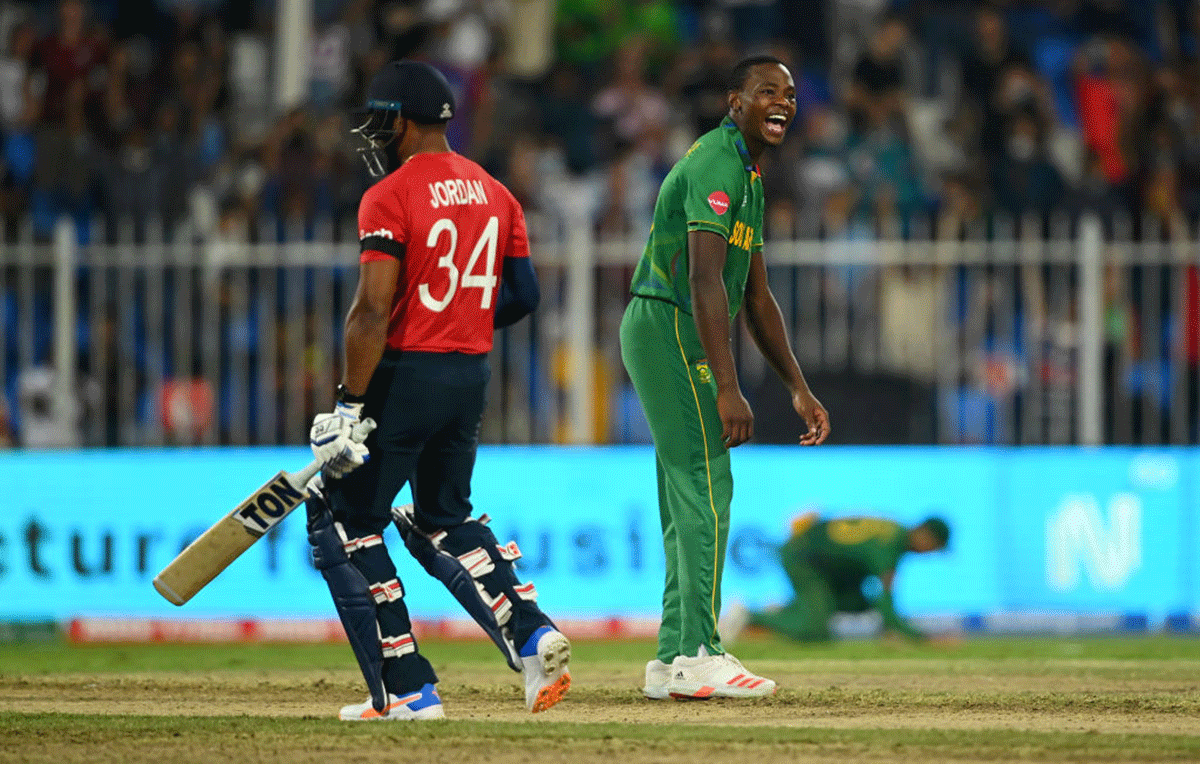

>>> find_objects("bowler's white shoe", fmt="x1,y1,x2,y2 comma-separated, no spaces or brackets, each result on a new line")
643,658,671,699
520,626,571,712
339,684,446,720
667,647,776,699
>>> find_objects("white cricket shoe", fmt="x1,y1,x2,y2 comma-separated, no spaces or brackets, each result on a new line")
339,684,446,720
520,625,571,712
667,646,776,699
643,658,671,699
719,602,752,647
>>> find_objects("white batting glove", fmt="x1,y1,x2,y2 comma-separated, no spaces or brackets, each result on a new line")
310,402,371,479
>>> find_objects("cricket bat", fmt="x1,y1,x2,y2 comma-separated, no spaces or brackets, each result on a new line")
153,418,376,606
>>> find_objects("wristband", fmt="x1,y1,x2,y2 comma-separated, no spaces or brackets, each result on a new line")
336,383,367,405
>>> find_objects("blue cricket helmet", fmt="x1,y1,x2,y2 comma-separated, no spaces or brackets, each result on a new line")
351,60,456,176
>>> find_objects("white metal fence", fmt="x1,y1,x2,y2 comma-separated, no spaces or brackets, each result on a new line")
3,215,1198,447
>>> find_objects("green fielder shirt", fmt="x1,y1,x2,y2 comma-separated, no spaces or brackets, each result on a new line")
629,116,764,318
786,517,923,639
792,518,911,578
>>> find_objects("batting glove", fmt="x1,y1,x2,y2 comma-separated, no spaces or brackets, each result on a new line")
310,402,371,479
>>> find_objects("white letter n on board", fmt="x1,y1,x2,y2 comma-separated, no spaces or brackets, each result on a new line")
1045,493,1141,592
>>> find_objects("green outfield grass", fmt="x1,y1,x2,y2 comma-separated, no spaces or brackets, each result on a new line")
6,634,1200,673
3,635,1200,763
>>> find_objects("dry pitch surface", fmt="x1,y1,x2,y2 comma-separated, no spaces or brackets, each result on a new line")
3,636,1200,763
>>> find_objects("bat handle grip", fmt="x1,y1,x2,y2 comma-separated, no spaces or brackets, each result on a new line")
293,416,378,490
293,459,324,490
351,417,378,441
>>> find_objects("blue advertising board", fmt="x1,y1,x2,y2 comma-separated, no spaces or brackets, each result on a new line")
0,446,1194,623
1002,450,1188,617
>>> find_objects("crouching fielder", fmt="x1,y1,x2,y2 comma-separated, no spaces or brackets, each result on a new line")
306,60,568,721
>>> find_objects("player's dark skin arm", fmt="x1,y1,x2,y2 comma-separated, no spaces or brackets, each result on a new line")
880,570,895,593
688,229,753,447
877,569,926,641
342,257,402,396
743,250,830,444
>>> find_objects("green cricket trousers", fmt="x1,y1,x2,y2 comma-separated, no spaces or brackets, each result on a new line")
748,534,870,642
619,295,733,661
747,551,838,642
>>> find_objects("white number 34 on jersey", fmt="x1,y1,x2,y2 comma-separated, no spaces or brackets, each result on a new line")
419,216,499,312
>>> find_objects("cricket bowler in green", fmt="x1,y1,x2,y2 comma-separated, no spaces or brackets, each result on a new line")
722,514,950,644
620,55,831,701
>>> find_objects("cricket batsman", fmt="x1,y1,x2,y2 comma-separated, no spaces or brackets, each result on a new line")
620,55,831,700
305,60,569,720
722,514,951,644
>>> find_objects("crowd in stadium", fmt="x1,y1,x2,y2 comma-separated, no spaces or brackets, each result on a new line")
0,0,1196,244
3,0,1200,450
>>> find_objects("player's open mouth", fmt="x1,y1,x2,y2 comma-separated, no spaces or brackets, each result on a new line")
764,114,788,138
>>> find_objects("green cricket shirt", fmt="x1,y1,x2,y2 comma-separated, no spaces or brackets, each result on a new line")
629,116,764,317
786,517,922,639
792,517,910,578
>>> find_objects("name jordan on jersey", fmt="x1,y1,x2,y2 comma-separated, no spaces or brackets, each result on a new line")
429,178,489,208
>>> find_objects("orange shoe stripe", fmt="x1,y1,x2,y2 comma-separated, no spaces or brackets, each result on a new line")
532,672,571,713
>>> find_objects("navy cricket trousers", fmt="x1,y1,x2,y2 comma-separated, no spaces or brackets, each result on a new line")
328,349,489,535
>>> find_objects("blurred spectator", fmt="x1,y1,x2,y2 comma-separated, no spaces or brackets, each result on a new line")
424,0,504,72
677,36,737,136
32,0,108,126
340,0,379,84
718,0,779,48
990,111,1067,217
100,39,135,145
0,20,34,130
226,28,271,145
152,102,195,225
310,112,361,220
625,0,681,76
1076,0,1160,58
504,134,542,211
1,83,38,232
261,108,320,230
1074,38,1142,203
592,36,670,158
845,123,926,225
555,0,623,73
796,104,851,230
1142,157,1186,238
935,170,982,239
101,121,158,228
310,12,353,109
592,35,669,237
32,80,95,239
760,134,801,239
846,13,909,134
537,62,598,177
776,0,830,73
960,5,1030,164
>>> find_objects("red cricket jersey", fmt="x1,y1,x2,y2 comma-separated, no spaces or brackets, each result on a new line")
357,152,530,354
